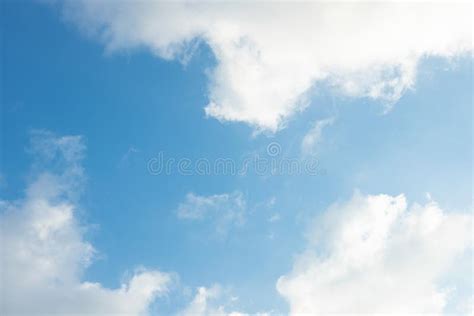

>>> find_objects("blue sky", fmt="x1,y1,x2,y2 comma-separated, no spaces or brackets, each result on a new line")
1,1,472,315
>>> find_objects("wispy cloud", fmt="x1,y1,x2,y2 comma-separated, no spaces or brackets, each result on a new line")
117,146,140,168
177,191,246,235
178,285,270,316
268,213,281,223
301,117,335,156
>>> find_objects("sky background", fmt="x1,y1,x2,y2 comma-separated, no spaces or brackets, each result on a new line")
1,1,472,315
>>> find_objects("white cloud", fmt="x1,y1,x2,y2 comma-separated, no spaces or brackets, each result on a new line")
277,192,472,315
58,1,472,132
0,131,173,315
268,213,281,223
301,117,335,155
177,191,246,235
179,285,226,316
179,285,269,316
118,146,140,168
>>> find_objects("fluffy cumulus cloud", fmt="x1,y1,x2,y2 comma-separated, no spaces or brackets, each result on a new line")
177,191,246,235
57,1,472,131
277,192,473,315
0,131,173,315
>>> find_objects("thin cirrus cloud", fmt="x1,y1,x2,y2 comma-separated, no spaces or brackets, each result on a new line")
301,117,335,156
177,191,246,235
277,192,473,315
0,130,174,315
56,1,472,132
